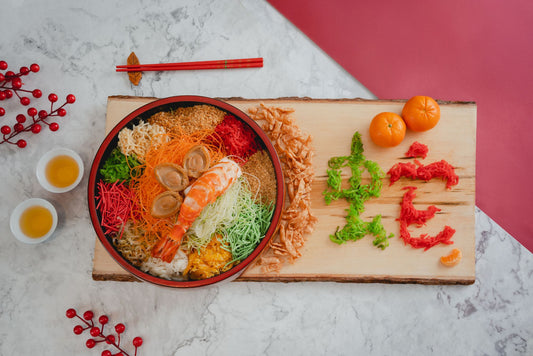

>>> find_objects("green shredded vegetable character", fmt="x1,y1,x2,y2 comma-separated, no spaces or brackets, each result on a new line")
100,147,143,183
322,131,393,249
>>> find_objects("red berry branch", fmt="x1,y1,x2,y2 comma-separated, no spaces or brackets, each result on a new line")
66,308,143,356
0,60,75,148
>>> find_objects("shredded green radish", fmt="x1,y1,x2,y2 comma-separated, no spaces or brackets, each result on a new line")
223,190,274,264
182,176,274,262
184,177,244,252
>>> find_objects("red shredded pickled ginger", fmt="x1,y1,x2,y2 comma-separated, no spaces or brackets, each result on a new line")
405,141,429,159
397,186,455,250
95,181,135,238
213,114,261,162
388,159,459,189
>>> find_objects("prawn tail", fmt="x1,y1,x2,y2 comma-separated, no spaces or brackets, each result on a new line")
151,225,186,263
151,238,180,263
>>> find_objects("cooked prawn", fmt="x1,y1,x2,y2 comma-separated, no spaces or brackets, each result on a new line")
151,157,242,262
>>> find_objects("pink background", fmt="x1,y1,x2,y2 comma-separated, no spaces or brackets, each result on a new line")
268,0,533,252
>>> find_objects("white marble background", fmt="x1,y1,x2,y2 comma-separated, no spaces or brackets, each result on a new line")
0,1,531,355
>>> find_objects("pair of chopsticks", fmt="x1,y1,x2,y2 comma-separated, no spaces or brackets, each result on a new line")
116,57,263,72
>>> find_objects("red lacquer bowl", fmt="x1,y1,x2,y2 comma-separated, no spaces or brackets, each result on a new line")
88,96,284,288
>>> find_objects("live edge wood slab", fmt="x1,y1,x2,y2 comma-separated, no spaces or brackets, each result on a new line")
92,96,476,285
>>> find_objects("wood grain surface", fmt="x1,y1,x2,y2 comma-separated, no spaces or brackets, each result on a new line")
92,96,476,284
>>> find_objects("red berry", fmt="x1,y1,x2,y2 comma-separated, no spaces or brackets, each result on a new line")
5,71,15,78
66,308,77,318
0,73,4,81
14,123,24,132
73,325,84,335
32,89,42,98
105,335,115,344
1,125,11,135
16,114,26,123
99,315,109,325
86,339,96,349
11,77,22,89
90,326,101,337
114,323,125,334
0,92,6,100
133,336,143,347
4,90,12,99
17,139,26,148
83,311,94,320
27,107,38,116
20,97,30,106
31,124,41,134
50,122,59,131
0,61,7,70
48,93,58,102
30,63,40,72
58,108,67,116
101,351,112,356
38,110,48,118
0,107,5,116
66,94,76,104
20,66,30,75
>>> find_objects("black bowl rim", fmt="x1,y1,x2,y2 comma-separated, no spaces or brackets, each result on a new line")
88,95,285,288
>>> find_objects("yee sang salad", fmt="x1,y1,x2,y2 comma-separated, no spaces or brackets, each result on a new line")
95,104,278,281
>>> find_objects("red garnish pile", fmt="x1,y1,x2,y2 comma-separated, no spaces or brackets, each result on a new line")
405,141,428,159
66,308,143,356
397,186,455,250
0,60,76,148
388,157,458,189
213,114,260,162
95,181,135,237
389,142,458,250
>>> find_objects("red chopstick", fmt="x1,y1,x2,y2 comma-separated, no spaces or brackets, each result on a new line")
116,57,263,72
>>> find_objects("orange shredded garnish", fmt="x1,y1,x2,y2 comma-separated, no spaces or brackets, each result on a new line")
129,127,226,240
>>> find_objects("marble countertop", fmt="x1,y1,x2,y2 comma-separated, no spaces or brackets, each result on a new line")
1,1,531,355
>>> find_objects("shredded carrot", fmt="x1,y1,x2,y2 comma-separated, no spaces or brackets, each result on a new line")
128,127,226,240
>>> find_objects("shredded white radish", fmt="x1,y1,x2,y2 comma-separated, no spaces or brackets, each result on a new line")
117,120,167,162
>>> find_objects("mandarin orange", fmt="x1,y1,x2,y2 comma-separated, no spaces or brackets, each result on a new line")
440,248,462,267
369,112,406,147
401,96,440,132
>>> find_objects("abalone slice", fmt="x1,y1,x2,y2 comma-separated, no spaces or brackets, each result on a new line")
154,163,189,191
150,191,183,218
183,145,210,178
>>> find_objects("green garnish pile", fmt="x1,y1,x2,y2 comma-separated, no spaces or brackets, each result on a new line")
224,193,274,264
100,148,143,183
323,132,393,249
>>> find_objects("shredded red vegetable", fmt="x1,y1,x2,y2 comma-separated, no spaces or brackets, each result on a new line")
388,162,418,185
388,159,459,189
95,181,135,238
397,186,455,250
399,186,440,226
415,159,459,189
213,114,260,162
405,141,428,159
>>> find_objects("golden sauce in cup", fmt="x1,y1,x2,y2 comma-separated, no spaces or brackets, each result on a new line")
19,205,53,238
45,154,79,188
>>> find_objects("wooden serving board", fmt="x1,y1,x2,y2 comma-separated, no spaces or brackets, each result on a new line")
92,96,476,284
